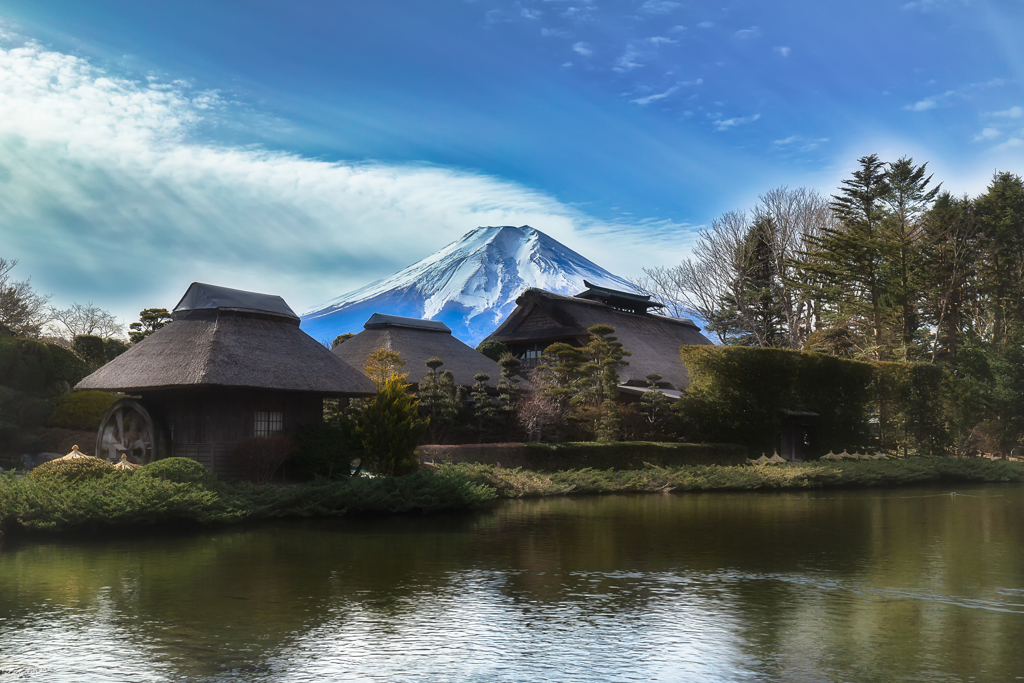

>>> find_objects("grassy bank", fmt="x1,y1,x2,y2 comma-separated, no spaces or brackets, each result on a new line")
0,465,496,533
439,457,1024,497
2,456,1022,535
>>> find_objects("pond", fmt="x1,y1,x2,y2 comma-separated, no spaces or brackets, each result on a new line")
1,485,1023,682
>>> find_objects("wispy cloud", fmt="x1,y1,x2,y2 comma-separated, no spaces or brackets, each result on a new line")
640,1,680,14
614,46,643,72
734,26,761,40
541,27,570,38
773,136,798,145
990,105,1023,118
572,41,592,56
774,46,791,57
647,36,677,45
905,90,956,111
974,127,1001,141
520,7,542,19
713,113,760,131
772,134,829,150
697,21,714,28
992,137,1024,151
631,85,679,105
0,39,665,318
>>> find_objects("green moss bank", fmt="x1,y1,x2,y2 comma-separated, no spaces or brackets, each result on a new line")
441,457,1024,497
2,456,1021,536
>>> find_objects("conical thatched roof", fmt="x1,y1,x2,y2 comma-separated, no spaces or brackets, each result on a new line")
76,283,375,396
333,314,503,387
485,288,712,390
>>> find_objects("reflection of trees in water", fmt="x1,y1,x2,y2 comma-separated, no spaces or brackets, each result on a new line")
2,488,1023,680
721,488,1024,680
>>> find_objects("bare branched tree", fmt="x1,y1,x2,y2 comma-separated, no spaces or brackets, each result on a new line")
633,187,836,348
49,302,125,341
0,258,52,338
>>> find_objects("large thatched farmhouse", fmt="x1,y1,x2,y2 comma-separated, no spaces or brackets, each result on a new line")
485,282,712,396
333,313,502,388
77,283,374,475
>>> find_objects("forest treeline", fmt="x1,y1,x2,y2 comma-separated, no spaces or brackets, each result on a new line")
635,155,1024,453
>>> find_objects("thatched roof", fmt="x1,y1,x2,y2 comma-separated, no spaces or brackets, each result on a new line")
333,314,503,387
76,284,375,396
485,288,712,390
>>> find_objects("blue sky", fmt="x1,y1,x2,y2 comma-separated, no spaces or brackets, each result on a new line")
0,0,1021,328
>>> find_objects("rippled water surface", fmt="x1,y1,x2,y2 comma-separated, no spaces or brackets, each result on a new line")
2,485,1024,682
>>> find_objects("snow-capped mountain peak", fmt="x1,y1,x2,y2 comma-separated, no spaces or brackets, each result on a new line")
301,225,637,344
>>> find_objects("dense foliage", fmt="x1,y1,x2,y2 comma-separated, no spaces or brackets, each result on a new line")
356,376,426,476
679,346,952,456
48,390,118,431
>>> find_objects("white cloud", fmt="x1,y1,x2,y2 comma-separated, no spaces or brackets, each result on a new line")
614,47,643,72
670,25,687,32
774,46,791,57
640,1,680,14
572,41,592,56
520,7,542,19
541,27,570,37
697,21,714,29
993,137,1024,151
974,127,1001,141
990,105,1023,118
773,136,798,145
631,85,679,105
734,26,761,40
713,113,760,131
904,91,955,111
0,40,678,320
647,36,677,45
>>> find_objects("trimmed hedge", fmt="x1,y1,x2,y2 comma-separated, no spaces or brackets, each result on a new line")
679,346,949,456
418,441,748,470
0,336,88,395
137,457,219,488
48,391,119,431
29,457,114,483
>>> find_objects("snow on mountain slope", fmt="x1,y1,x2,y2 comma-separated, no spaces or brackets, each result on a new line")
301,225,638,345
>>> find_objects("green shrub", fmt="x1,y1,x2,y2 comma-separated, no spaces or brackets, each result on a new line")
476,340,510,362
291,422,359,479
72,335,106,370
356,377,426,476
0,336,88,395
29,457,115,483
48,391,118,431
138,457,218,487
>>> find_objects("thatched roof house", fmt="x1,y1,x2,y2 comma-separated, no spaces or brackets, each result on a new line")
76,283,374,475
484,283,712,391
333,313,503,388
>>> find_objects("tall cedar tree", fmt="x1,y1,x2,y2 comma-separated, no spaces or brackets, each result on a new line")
714,217,786,346
975,172,1024,345
880,156,939,360
496,352,523,437
802,154,891,358
470,372,498,441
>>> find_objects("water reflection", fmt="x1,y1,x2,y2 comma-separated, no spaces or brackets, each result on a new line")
1,486,1023,681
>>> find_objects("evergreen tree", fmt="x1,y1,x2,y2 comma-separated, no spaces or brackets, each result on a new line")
639,373,674,440
128,308,172,344
355,376,426,476
582,325,630,405
418,356,461,443
470,372,498,441
496,352,523,435
975,172,1024,345
801,154,891,358
533,342,588,438
880,156,940,360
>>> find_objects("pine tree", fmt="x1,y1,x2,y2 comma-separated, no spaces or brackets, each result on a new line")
496,352,523,436
418,356,461,443
975,172,1024,345
639,373,673,440
364,349,408,390
470,372,498,441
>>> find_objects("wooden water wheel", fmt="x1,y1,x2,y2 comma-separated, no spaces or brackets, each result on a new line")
95,398,161,465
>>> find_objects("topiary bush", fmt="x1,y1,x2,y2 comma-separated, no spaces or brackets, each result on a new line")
29,456,115,483
138,457,218,488
48,391,119,431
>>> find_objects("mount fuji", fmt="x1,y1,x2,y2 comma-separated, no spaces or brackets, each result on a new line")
301,225,638,345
